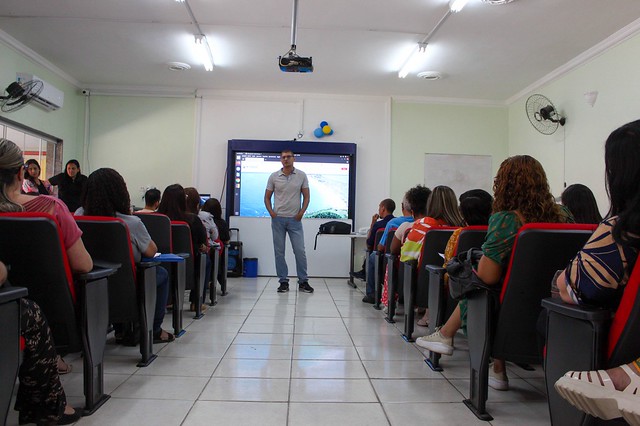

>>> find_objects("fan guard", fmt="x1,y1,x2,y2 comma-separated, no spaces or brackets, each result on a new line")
525,94,566,135
0,80,44,113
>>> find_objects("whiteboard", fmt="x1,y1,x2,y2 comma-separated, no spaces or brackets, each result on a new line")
424,153,493,198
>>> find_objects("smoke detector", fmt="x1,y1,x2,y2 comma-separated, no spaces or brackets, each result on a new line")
417,71,442,80
167,62,191,71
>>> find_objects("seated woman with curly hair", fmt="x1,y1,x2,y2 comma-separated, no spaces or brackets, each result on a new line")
79,168,173,343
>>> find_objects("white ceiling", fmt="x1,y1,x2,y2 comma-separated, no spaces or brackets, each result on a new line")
1,0,640,103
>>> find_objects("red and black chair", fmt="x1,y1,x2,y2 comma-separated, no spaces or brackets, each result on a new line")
385,228,412,323
135,213,187,337
0,285,27,425
0,212,117,415
401,227,456,340
464,223,596,421
373,227,397,310
75,216,160,367
171,221,206,319
542,255,640,426
424,225,487,371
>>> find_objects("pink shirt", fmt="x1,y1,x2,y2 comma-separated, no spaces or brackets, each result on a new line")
22,195,82,250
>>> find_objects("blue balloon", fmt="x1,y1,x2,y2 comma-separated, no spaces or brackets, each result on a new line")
328,129,334,135
314,127,324,138
320,121,328,127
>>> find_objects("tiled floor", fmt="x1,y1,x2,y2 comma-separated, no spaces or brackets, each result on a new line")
8,277,551,425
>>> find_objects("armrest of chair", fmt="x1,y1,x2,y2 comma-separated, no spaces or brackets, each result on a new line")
541,297,612,322
138,260,161,269
425,264,445,275
175,252,190,259
542,297,612,426
76,266,118,282
0,286,28,304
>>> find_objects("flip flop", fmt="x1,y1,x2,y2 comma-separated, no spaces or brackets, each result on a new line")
153,330,175,344
416,318,429,327
57,362,73,375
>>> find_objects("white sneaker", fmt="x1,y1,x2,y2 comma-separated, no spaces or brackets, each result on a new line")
415,327,454,355
488,363,509,391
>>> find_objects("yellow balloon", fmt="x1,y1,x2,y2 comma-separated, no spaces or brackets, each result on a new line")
322,125,332,134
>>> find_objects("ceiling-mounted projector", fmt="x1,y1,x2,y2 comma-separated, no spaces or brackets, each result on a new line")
279,48,313,73
279,0,313,73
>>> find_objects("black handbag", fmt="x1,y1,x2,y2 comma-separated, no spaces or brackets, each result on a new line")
313,221,352,249
445,247,490,300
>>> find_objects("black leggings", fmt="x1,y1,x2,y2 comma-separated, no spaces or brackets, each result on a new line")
14,299,66,425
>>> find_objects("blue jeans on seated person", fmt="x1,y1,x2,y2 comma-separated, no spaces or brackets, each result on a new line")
154,266,169,334
271,216,308,284
366,251,377,296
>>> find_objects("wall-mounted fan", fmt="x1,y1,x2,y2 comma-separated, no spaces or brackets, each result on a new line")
525,94,566,135
0,79,44,113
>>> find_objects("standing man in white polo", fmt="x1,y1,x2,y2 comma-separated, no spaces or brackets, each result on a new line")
264,149,314,293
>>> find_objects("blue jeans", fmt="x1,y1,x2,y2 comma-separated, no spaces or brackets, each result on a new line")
154,266,169,334
271,216,308,284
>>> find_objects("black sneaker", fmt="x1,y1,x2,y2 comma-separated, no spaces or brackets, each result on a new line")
277,282,289,293
298,282,314,293
350,269,366,281
362,294,375,304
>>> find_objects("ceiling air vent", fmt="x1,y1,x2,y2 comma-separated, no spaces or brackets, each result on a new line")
167,62,191,71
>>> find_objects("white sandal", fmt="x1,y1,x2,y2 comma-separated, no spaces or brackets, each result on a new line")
554,364,640,423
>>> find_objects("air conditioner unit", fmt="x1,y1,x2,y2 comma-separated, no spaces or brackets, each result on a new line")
16,73,64,111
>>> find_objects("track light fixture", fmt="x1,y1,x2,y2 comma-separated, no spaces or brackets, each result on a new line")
194,34,214,71
449,0,469,12
398,43,428,79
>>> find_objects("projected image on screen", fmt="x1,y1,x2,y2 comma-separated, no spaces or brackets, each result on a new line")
234,152,349,219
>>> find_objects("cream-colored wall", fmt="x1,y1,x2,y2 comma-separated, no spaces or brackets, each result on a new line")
508,32,640,216
0,41,84,161
87,96,196,205
390,101,509,202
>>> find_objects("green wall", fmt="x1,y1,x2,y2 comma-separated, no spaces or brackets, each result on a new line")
390,101,508,202
0,40,84,161
87,95,196,205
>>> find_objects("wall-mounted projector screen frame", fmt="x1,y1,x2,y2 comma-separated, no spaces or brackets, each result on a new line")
226,139,357,223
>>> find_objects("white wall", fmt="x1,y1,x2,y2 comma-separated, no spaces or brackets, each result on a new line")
508,31,640,216
195,91,391,231
229,217,352,277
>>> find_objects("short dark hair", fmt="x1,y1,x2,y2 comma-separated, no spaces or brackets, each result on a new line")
405,185,431,217
380,198,396,214
459,189,493,226
144,188,161,206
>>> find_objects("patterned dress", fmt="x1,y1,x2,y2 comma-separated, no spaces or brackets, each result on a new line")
564,216,638,309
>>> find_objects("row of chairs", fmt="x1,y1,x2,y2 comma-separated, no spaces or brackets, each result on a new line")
0,212,118,422
367,222,639,424
0,211,231,423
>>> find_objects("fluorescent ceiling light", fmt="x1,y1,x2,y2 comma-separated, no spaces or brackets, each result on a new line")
398,43,428,78
194,34,214,71
449,0,469,12
175,0,185,2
